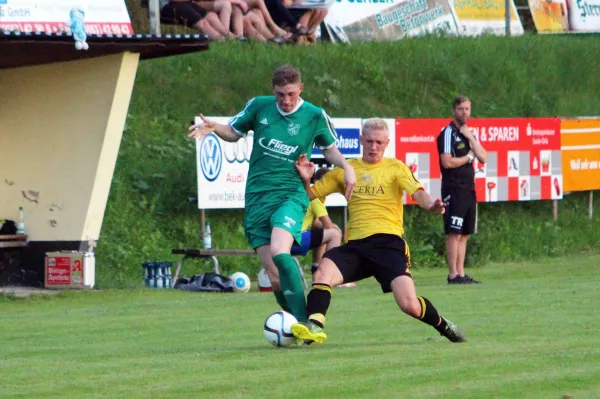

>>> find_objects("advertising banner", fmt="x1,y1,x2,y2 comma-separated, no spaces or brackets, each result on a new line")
561,118,600,192
288,0,336,9
0,0,133,35
195,117,396,209
451,0,524,35
529,0,600,33
395,118,563,204
324,0,460,42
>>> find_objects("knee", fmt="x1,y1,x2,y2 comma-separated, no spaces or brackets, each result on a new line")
217,0,232,11
312,259,341,286
328,227,342,242
312,267,329,285
206,12,219,22
399,298,422,318
196,19,208,29
253,9,265,21
270,244,289,258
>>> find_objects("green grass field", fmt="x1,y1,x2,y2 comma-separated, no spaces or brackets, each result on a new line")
2,254,599,399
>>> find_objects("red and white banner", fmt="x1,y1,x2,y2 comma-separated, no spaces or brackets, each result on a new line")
0,0,133,35
395,118,563,203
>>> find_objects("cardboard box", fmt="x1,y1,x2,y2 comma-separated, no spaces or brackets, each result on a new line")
45,251,95,289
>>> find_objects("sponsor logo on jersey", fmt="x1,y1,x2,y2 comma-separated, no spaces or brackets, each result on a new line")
258,138,299,157
288,123,300,136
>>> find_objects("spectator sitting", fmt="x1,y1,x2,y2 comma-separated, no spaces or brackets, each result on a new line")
230,0,295,41
159,0,234,40
264,0,312,37
242,9,294,43
288,2,328,43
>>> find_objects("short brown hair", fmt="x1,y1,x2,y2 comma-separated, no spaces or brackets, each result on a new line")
272,64,301,87
453,95,471,109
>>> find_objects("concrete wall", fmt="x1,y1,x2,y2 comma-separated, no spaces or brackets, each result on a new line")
0,52,139,243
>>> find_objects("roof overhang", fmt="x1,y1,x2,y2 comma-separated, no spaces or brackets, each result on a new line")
0,31,210,69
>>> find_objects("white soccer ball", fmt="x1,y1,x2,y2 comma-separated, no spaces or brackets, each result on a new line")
230,272,251,293
263,311,298,347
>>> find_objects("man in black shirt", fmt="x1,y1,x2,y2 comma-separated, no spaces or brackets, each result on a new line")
436,96,487,284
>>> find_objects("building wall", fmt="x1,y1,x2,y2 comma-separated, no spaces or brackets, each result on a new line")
0,52,139,242
0,52,139,285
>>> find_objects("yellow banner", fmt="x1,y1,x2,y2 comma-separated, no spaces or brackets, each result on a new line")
454,0,519,21
561,118,600,192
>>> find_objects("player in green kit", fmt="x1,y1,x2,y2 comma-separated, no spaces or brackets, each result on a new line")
188,65,356,322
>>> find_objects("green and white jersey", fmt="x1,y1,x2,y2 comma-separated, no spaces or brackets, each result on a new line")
229,96,337,203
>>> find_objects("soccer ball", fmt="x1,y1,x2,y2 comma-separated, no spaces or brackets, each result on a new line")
230,272,251,293
263,311,298,347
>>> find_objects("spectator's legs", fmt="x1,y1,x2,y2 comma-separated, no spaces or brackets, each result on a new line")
264,0,299,30
231,5,244,37
296,10,312,33
242,13,267,41
194,14,224,40
196,0,235,38
213,0,235,37
246,10,277,40
311,9,327,33
244,0,290,37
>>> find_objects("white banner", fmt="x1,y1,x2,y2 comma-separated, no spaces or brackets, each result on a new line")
324,0,460,42
325,0,524,41
288,0,336,8
195,117,397,209
0,0,133,35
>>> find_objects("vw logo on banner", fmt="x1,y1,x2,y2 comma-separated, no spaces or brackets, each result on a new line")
199,133,222,182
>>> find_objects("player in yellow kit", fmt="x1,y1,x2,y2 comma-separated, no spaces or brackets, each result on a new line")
291,118,467,344
290,168,342,275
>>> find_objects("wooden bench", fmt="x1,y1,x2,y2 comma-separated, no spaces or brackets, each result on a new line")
171,248,307,289
0,235,28,249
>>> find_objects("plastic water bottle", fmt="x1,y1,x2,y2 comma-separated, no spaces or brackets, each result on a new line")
204,221,212,250
16,206,25,235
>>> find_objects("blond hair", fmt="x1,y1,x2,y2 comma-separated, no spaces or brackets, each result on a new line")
362,118,389,136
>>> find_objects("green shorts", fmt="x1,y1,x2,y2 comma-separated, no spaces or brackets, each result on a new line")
244,199,307,249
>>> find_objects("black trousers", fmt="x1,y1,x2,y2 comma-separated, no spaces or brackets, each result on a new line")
265,0,299,28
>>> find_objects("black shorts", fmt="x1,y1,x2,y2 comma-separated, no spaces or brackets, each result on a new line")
160,1,208,27
323,234,411,293
441,187,476,235
288,9,308,21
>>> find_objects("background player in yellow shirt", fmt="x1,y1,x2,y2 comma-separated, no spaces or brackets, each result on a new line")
292,118,467,344
290,167,342,276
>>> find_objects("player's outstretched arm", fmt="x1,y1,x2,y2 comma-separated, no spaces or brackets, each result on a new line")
188,113,241,143
295,154,317,201
321,146,355,200
412,189,446,215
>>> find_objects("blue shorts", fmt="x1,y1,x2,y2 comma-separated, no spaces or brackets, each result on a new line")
290,228,324,256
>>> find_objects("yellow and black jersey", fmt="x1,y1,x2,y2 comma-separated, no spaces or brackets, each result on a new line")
312,158,422,241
